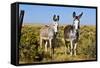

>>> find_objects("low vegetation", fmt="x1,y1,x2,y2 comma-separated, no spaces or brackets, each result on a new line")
19,24,96,64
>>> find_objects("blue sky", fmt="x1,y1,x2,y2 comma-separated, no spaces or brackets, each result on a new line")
19,4,96,25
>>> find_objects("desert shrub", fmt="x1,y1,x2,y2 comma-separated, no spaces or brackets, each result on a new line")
77,25,96,58
19,25,96,63
19,25,44,62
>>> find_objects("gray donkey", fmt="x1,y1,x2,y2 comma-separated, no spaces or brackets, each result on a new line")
40,15,59,55
64,12,83,56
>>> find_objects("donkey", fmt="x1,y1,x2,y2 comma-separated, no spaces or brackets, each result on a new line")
64,12,83,56
40,15,59,55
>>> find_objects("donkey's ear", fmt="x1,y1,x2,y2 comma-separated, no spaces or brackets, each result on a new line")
53,14,56,21
79,12,83,18
57,15,59,21
73,12,76,18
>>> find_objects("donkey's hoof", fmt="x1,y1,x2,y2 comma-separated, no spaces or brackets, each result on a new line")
70,53,73,56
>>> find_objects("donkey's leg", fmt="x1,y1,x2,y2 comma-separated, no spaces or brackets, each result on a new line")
67,42,70,54
74,43,77,56
45,41,48,52
65,41,70,54
49,39,52,55
62,38,67,54
70,40,73,56
52,38,55,54
64,43,67,54
40,37,42,48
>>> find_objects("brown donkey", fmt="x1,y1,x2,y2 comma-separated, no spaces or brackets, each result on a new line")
64,12,83,56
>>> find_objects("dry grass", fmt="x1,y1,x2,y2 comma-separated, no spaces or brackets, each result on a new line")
19,24,96,64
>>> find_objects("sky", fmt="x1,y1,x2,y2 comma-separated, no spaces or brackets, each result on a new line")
19,4,96,25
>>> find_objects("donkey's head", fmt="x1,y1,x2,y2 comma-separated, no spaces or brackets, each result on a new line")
73,12,83,30
53,15,59,34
